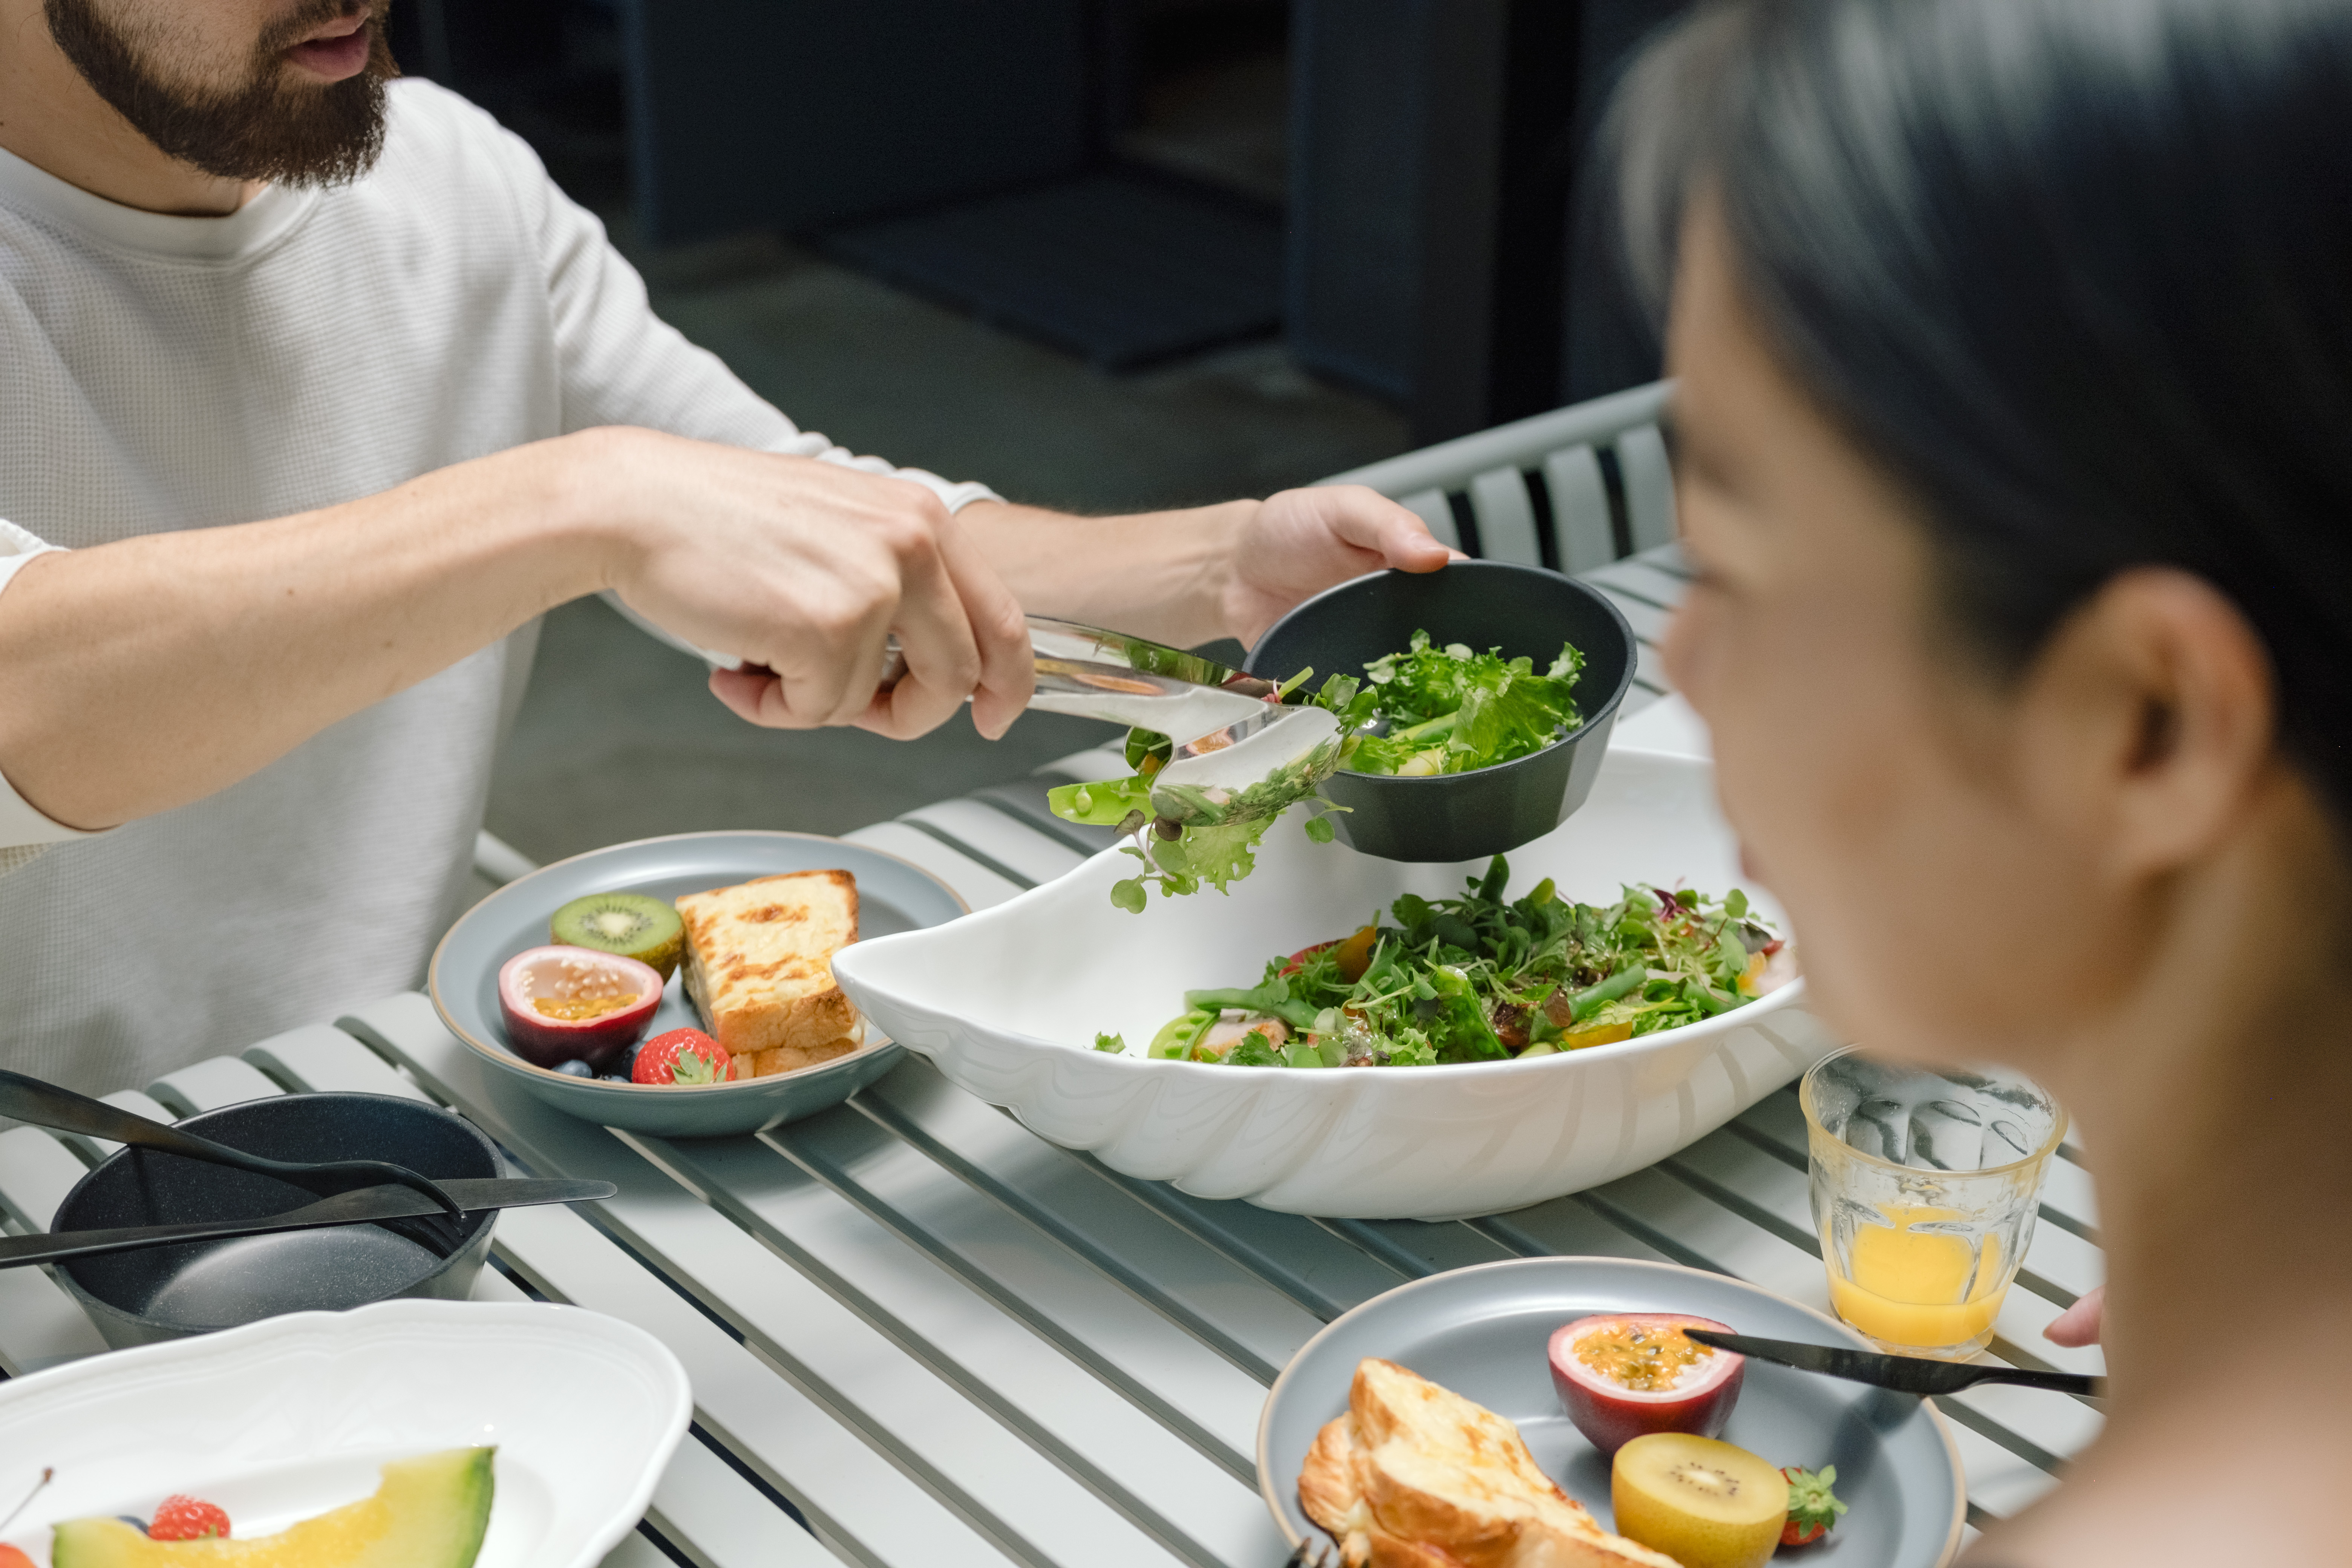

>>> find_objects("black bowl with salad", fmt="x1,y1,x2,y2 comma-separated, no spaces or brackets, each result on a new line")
1243,562,1638,862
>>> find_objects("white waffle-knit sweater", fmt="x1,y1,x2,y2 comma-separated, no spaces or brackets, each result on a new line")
0,80,995,1093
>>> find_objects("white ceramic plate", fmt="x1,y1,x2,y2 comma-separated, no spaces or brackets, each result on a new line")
833,747,1839,1219
0,1300,689,1567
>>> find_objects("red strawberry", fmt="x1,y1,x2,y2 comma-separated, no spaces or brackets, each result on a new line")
1780,1465,1846,1546
150,1495,232,1540
633,1027,731,1086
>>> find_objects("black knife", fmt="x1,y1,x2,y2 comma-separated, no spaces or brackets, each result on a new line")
1682,1328,2104,1398
0,1177,616,1269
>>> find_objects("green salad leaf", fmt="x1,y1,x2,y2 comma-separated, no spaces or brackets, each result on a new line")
1144,856,1782,1067
1049,628,1585,910
1340,631,1584,778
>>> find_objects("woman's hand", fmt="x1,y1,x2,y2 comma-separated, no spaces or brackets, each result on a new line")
2044,1285,2104,1348
1219,484,1459,646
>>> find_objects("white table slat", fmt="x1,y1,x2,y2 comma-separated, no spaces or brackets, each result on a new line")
1034,747,1132,785
855,1062,1332,1375
1588,586,1672,645
654,1129,1283,1567
147,1055,284,1115
644,1438,850,1568
1578,559,1687,611
1313,1217,1521,1279
0,1125,92,1233
1616,425,1679,554
1945,1419,2062,1521
243,1022,436,1103
1471,1194,1680,1268
342,995,1174,1568
596,1530,672,1568
760,1100,1277,1466
1543,446,1614,576
1070,1156,1415,1319
901,799,1083,885
0,1260,109,1376
843,821,1026,911
488,1193,1020,1568
1468,465,1544,567
1629,638,1670,694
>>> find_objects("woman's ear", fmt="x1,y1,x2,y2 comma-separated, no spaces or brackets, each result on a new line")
2014,568,2277,881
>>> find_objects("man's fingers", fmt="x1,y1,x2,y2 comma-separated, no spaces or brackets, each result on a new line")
863,542,983,741
935,513,1033,740
1298,484,1455,572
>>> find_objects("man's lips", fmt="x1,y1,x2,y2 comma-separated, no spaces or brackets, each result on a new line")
285,11,372,82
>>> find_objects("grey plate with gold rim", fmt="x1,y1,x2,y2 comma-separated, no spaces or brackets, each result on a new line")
429,831,968,1138
1259,1256,1967,1567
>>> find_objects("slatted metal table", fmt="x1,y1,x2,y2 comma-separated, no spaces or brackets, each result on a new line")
0,548,2102,1567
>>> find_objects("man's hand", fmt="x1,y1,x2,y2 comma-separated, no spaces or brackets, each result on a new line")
1219,484,1458,646
593,430,1034,741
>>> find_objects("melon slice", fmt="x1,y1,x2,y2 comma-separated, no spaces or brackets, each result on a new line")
52,1447,493,1568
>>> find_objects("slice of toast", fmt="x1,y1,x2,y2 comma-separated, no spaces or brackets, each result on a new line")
1299,1358,1681,1568
675,871,860,1070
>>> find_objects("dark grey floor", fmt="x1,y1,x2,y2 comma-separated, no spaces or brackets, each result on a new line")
482,234,1409,865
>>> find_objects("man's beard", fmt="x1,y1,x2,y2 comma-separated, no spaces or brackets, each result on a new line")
43,0,398,187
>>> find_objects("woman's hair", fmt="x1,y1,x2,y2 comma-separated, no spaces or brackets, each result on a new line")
1612,0,2352,816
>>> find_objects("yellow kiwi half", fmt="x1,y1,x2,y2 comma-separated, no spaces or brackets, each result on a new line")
1610,1432,1788,1568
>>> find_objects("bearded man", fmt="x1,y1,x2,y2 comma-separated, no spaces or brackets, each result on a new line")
0,1,1446,1092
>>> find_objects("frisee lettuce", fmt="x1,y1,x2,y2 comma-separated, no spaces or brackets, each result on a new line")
1048,628,1584,910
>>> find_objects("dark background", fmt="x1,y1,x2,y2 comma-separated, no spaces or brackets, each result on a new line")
390,0,1692,442
380,0,1699,866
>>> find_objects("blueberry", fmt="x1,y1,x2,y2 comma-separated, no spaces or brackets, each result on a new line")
553,1059,595,1078
615,1042,643,1077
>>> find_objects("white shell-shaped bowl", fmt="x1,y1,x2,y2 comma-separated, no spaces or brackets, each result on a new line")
832,747,1841,1219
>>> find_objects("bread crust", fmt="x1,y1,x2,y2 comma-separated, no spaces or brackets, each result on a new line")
676,870,860,1063
1297,1359,1681,1568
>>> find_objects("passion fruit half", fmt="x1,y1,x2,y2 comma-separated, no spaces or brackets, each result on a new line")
1548,1313,1744,1456
496,945,663,1070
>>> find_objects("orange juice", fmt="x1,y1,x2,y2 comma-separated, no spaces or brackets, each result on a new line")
1827,1205,2006,1351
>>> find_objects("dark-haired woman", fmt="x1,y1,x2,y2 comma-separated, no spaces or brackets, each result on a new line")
1617,0,2352,1560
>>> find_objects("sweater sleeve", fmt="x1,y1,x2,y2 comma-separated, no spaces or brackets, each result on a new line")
0,519,110,855
466,92,1000,514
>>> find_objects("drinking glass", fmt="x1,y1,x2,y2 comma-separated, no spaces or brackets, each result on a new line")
1801,1046,2067,1359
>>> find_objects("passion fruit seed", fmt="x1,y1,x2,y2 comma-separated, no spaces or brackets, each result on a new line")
533,992,641,1022
1575,1323,1713,1392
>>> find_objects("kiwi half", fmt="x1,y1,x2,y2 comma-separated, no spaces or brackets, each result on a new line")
551,892,684,981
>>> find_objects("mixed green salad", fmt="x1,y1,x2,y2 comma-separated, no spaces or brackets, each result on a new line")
1090,856,1784,1067
1050,631,1585,911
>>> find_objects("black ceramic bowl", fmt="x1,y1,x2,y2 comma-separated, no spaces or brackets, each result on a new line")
51,1093,501,1349
1243,562,1638,862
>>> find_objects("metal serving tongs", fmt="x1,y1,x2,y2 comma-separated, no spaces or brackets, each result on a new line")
882,615,1344,829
